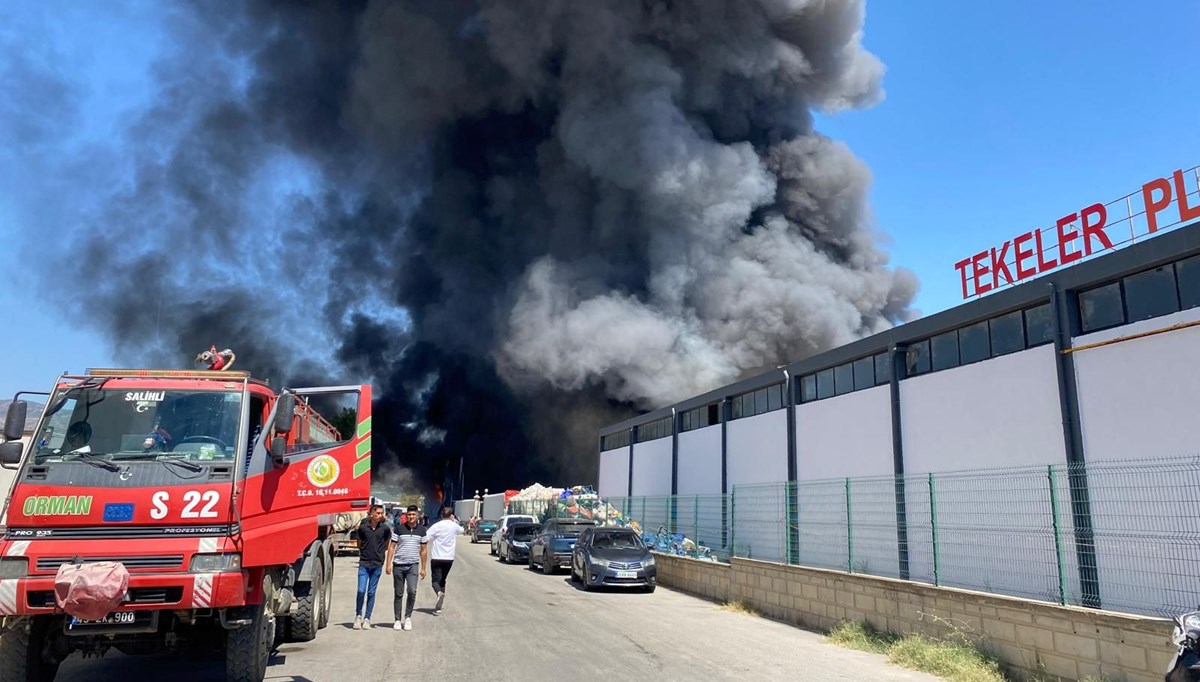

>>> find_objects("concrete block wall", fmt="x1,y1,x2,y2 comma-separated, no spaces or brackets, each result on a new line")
653,553,1174,682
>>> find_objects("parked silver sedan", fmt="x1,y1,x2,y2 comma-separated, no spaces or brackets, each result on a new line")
570,526,657,592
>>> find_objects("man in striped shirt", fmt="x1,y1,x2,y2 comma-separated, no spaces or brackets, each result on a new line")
385,504,428,631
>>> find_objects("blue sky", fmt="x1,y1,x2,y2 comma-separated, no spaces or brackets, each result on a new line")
1,1,1196,400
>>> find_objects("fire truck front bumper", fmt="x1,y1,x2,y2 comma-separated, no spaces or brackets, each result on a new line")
0,569,249,617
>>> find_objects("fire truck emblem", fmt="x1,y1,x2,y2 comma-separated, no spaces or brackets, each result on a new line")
306,455,340,488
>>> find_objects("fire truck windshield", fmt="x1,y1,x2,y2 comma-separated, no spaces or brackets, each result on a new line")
31,388,244,466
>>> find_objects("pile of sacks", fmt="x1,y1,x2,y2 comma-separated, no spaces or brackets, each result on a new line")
510,482,718,560
640,526,716,561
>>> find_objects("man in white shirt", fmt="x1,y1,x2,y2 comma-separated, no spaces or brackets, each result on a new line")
425,507,465,614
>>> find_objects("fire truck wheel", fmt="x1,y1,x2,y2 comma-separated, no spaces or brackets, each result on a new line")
0,616,60,682
288,562,322,642
318,555,333,629
225,586,272,682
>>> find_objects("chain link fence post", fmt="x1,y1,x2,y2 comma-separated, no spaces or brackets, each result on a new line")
845,478,854,573
730,486,737,559
929,472,940,587
1048,464,1067,605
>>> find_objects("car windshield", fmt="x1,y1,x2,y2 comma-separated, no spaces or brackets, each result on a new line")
591,532,644,550
511,526,539,541
32,387,244,465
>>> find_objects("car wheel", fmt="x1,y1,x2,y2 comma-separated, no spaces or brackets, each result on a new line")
582,566,593,592
528,551,535,570
570,562,579,583
542,554,554,575
643,584,656,594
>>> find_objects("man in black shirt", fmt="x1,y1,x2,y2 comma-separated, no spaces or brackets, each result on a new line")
354,504,390,629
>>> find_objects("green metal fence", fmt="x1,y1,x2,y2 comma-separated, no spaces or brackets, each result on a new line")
608,456,1200,618
604,494,732,561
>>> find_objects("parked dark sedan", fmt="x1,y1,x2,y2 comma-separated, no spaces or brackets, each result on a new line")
498,522,541,563
570,527,657,592
529,518,595,574
471,520,498,544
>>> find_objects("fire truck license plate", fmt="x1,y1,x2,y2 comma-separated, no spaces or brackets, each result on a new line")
68,611,139,628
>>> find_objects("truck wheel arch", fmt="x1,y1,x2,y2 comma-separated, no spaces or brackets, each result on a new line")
293,538,333,584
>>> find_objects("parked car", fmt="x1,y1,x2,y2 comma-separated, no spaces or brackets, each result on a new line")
471,519,499,543
529,518,596,574
490,514,538,555
498,522,541,564
570,526,657,592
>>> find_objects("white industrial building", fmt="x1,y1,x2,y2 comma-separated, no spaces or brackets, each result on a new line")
598,179,1200,615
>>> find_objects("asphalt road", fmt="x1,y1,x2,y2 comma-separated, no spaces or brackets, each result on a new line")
59,536,941,681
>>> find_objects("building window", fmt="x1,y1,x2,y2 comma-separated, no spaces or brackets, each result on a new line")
1079,282,1125,332
799,375,817,403
1025,304,1054,346
1123,265,1180,323
767,384,783,411
959,320,990,365
874,352,890,385
990,310,1025,356
853,356,874,391
906,340,931,376
707,404,719,426
754,387,769,415
816,368,835,399
834,363,854,396
1177,255,1200,311
931,331,959,372
681,407,714,433
636,416,671,440
602,431,630,450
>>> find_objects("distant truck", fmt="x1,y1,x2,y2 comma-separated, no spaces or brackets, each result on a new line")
453,499,475,524
0,367,373,682
328,511,368,556
481,492,504,522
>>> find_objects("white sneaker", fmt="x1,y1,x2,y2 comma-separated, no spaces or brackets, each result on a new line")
434,592,445,613
402,617,412,631
362,619,371,629
354,615,363,630
393,621,403,631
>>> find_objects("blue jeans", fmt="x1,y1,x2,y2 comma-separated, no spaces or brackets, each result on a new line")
356,564,383,618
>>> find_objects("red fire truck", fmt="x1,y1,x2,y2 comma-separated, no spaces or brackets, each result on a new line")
0,368,373,682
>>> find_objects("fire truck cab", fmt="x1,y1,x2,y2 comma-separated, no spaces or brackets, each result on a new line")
0,368,372,682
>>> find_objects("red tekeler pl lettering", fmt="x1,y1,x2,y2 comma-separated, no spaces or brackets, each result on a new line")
955,168,1198,299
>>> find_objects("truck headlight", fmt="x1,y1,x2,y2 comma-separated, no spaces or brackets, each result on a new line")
189,553,242,573
0,557,27,578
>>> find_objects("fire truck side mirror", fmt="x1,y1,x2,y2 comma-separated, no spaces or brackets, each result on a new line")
269,436,288,465
3,400,26,442
0,442,22,468
273,393,296,435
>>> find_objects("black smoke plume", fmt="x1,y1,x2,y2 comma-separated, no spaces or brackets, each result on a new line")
15,0,917,497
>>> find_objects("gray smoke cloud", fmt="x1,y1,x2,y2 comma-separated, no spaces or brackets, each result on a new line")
9,0,917,490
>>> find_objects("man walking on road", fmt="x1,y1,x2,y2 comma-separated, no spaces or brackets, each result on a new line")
354,504,391,629
425,506,465,614
386,504,428,631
